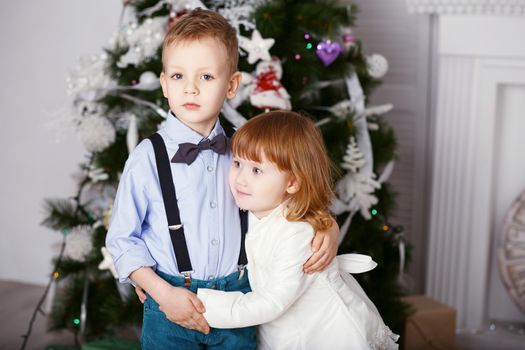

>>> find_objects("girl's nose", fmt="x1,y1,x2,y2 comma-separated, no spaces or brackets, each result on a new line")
235,168,247,185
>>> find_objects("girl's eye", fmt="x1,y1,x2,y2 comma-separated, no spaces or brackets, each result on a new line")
252,167,262,175
233,160,240,168
201,74,214,81
172,73,183,80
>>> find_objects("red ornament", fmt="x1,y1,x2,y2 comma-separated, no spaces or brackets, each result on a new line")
254,67,282,93
249,58,291,110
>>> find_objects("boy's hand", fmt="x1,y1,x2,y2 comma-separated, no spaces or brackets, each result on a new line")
129,267,210,334
135,285,147,304
158,285,210,334
303,218,339,274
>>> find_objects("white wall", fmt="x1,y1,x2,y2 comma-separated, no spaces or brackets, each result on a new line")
0,1,122,285
349,0,432,293
424,13,525,328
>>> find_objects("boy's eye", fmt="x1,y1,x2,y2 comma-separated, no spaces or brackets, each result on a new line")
201,74,214,81
172,73,183,80
252,167,262,175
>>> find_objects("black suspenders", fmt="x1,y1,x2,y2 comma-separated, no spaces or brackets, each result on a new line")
147,127,247,284
149,133,193,273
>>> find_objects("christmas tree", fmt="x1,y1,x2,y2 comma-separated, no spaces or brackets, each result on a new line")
41,0,410,341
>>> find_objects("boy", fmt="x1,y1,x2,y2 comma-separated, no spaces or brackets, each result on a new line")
106,8,338,349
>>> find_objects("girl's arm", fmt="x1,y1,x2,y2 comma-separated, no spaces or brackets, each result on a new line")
197,226,314,329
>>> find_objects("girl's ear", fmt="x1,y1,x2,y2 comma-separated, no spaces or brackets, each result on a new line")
286,176,300,195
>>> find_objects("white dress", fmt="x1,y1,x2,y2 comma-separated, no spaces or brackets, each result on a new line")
197,204,399,350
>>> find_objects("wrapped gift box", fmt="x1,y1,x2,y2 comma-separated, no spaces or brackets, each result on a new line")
401,295,457,350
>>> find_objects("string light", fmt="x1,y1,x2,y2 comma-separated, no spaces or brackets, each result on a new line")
306,43,313,50
371,209,378,216
383,225,389,231
20,234,67,349
53,271,59,279
73,318,81,326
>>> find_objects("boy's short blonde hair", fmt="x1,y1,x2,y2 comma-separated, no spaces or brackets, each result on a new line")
162,8,239,74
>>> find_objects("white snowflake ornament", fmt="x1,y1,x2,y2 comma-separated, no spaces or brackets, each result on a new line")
98,247,118,279
216,1,257,33
86,165,109,183
117,17,168,68
329,100,353,119
67,53,115,101
335,172,381,220
239,29,275,64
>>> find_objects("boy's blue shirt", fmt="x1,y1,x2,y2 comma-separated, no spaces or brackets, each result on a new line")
106,111,242,284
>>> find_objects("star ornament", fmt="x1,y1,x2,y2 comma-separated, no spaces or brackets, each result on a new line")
239,30,275,65
98,246,118,279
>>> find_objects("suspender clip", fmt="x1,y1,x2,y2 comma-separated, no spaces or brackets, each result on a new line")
238,264,245,280
183,272,192,287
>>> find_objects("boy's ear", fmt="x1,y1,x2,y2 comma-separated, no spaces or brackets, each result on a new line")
226,71,242,99
159,72,168,98
286,176,300,195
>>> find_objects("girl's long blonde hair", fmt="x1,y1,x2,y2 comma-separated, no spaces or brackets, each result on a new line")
231,111,334,231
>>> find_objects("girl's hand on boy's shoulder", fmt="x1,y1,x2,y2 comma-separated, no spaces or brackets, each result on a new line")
303,218,339,274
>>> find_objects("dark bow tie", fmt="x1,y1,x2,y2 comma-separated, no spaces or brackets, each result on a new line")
171,133,228,165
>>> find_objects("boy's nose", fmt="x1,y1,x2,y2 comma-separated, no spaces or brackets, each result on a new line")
184,82,198,95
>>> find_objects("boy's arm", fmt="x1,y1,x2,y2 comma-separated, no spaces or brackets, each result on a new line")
303,217,339,273
105,153,157,284
105,147,209,333
130,267,210,334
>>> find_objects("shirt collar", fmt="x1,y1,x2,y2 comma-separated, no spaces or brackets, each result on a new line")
162,110,225,144
248,201,289,229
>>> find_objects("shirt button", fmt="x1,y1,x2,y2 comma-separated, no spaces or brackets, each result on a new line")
211,239,219,246
207,165,214,172
210,201,217,208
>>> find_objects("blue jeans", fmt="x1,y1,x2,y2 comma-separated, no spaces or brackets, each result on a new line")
141,270,256,350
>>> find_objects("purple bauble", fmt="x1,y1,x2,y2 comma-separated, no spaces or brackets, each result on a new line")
316,41,342,66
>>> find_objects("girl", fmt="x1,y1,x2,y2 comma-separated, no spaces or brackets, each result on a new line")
197,111,398,350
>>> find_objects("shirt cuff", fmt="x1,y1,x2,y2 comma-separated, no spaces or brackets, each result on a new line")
115,253,157,284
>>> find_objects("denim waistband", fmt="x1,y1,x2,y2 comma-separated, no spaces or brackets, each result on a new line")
156,269,248,292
